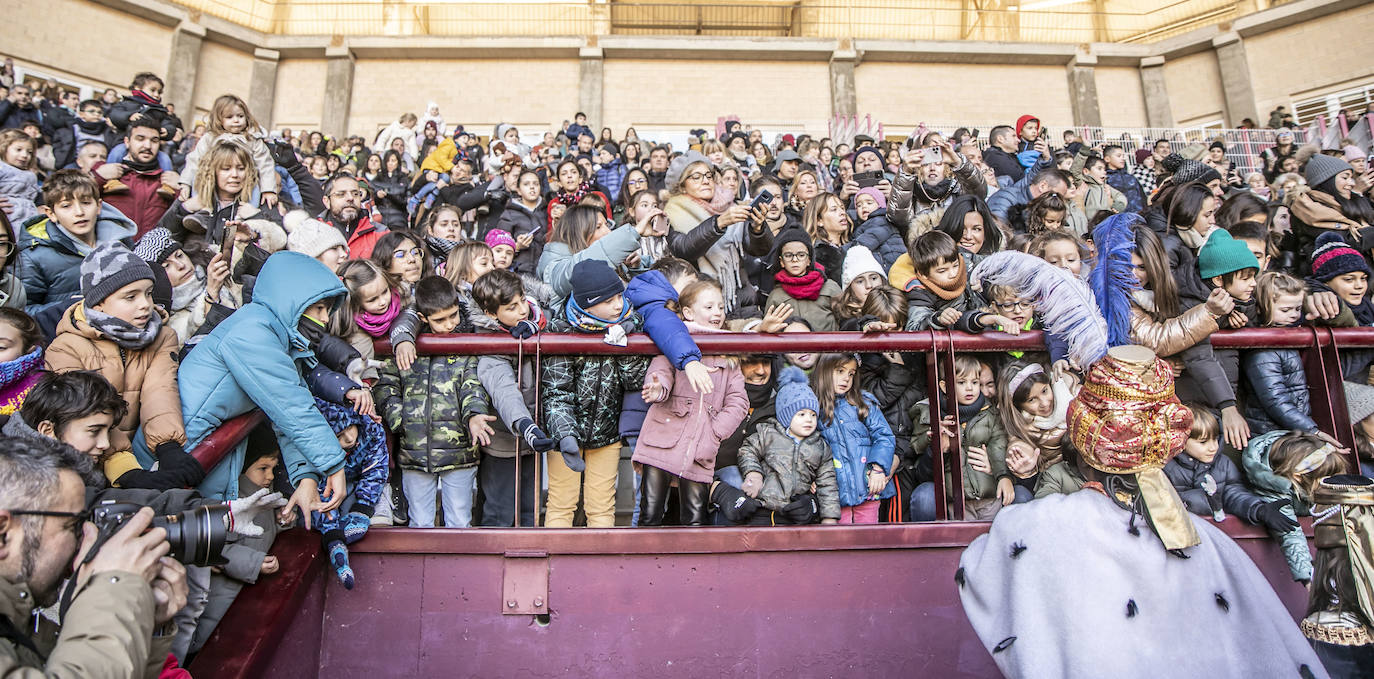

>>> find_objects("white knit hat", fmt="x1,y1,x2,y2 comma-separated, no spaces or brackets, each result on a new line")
1345,381,1374,425
842,245,885,289
284,210,348,258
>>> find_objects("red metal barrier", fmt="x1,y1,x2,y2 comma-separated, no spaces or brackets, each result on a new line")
188,411,266,472
378,325,1368,513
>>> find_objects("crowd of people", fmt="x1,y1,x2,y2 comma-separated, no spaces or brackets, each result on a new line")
0,62,1373,675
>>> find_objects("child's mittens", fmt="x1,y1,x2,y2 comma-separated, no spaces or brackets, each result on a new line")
510,319,539,340
328,541,355,590
514,418,555,453
1255,498,1300,533
227,488,289,537
558,436,586,473
341,512,371,544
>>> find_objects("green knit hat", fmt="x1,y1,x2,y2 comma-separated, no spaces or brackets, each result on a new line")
1196,229,1259,280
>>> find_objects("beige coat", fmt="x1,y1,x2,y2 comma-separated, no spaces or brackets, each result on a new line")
45,304,186,452
0,573,170,678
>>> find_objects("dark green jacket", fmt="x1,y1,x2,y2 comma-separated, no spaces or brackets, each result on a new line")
737,419,841,521
912,400,1008,501
375,353,490,472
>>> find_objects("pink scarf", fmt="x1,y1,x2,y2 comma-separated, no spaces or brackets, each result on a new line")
355,290,401,338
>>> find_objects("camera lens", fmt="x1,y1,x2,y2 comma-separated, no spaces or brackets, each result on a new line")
150,505,229,567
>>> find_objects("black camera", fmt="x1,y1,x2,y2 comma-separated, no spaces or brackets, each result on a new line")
89,501,230,567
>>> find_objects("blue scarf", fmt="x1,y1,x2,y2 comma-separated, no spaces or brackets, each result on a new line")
564,296,629,333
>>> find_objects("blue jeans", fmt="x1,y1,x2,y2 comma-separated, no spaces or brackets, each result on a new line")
402,467,477,528
106,143,173,171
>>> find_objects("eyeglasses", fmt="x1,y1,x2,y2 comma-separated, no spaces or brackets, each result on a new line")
330,190,363,199
392,247,422,259
5,508,90,540
684,172,713,184
627,178,647,187
781,252,810,262
994,300,1033,312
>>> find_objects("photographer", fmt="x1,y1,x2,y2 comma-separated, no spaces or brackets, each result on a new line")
0,434,188,677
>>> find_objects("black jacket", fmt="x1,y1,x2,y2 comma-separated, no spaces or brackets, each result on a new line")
369,172,410,230
494,199,548,276
983,146,1023,183
851,209,905,272
1163,453,1267,523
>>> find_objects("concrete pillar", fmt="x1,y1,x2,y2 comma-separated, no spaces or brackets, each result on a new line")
578,46,604,130
830,43,859,119
249,49,280,131
164,20,205,123
322,45,355,139
1066,52,1101,128
1139,56,1174,128
1213,31,1259,128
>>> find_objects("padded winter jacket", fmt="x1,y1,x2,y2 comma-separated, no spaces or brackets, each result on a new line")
45,305,186,454
850,209,905,272
1163,452,1268,523
1241,347,1317,434
536,223,640,308
911,399,1008,501
737,419,841,521
374,352,490,473
765,278,841,332
541,314,650,450
623,271,701,370
632,354,749,483
819,392,896,507
179,251,348,500
19,203,137,318
887,156,987,231
471,306,544,458
1240,429,1316,582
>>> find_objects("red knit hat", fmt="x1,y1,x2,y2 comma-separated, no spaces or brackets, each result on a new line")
1015,115,1040,138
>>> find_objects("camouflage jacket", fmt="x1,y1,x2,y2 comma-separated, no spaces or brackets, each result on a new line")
541,314,650,450
374,353,490,473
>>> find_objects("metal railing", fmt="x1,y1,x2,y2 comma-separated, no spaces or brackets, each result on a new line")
169,0,1251,44
378,324,1368,523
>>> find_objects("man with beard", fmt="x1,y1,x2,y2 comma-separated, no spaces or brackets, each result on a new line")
886,139,987,233
708,355,780,522
0,434,188,676
319,174,385,259
91,111,178,238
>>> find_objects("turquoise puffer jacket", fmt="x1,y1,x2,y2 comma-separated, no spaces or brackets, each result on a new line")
180,251,348,500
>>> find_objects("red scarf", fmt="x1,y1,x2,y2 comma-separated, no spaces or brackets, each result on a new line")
774,265,827,301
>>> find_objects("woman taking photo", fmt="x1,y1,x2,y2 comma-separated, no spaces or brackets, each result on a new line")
663,151,772,317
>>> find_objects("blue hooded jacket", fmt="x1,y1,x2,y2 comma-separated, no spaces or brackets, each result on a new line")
820,391,897,507
623,270,701,370
180,251,349,500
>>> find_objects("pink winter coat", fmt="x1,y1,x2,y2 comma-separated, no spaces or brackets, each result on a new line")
632,354,748,483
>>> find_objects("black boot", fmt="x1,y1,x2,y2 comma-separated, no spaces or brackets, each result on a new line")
680,479,711,526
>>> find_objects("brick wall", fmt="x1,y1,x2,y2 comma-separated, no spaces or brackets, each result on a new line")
7,0,172,92
271,59,328,133
1243,3,1374,114
855,62,1074,130
603,59,831,135
1094,66,1149,128
1162,51,1226,126
189,41,255,125
347,57,580,140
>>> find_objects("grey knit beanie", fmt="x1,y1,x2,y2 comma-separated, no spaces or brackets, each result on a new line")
1305,153,1355,190
666,150,711,194
81,242,155,307
1345,381,1374,425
